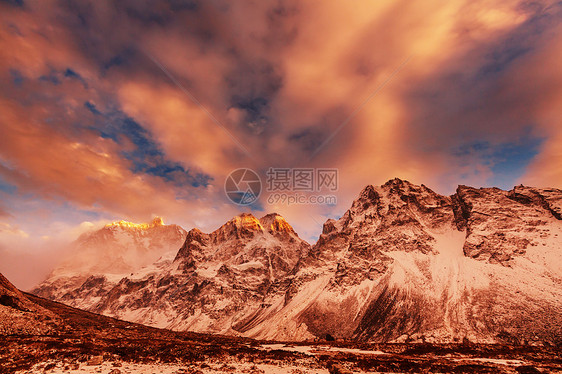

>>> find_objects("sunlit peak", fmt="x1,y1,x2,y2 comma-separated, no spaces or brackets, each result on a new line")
105,217,165,230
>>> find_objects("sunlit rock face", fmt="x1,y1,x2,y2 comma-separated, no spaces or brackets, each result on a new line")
260,213,299,236
33,180,562,346
104,217,166,230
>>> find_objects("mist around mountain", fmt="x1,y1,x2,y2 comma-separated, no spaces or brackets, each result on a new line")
32,217,186,306
32,179,562,347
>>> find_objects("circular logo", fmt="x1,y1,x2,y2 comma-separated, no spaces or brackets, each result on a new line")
224,168,262,205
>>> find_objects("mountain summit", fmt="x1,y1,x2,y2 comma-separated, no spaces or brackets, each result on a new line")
33,180,562,345
104,216,166,229
33,218,186,306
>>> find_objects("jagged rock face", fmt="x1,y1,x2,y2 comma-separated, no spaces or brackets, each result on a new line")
252,180,461,342
37,213,310,335
32,180,562,345
174,213,307,280
246,180,562,344
303,179,456,291
509,186,562,219
313,179,456,260
453,186,560,264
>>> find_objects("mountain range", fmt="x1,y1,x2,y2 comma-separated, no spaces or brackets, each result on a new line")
32,178,562,345
6,268,560,373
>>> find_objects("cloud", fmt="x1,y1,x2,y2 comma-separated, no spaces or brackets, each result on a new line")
0,0,561,267
0,222,28,240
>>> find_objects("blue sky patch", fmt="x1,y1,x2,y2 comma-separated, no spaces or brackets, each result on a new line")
10,69,24,86
38,72,60,85
0,177,17,195
84,102,212,188
455,130,544,189
488,137,543,189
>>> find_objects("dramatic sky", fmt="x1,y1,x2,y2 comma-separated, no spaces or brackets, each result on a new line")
1,0,562,288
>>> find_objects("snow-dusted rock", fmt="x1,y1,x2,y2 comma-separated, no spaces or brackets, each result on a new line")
32,180,562,345
32,217,186,308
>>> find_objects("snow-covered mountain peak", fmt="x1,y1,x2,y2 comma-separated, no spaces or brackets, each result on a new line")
33,218,187,302
173,228,210,265
104,216,165,230
230,212,263,229
382,177,415,188
211,213,265,242
346,179,452,223
313,180,455,263
32,180,562,345
259,213,298,237
453,184,561,264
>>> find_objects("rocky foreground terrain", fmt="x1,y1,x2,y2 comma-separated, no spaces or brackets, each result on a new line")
2,272,562,373
33,179,562,346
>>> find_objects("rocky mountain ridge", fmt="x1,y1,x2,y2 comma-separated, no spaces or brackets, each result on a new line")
5,270,561,373
0,272,60,335
33,179,562,345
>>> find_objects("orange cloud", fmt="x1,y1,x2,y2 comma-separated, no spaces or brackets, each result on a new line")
0,0,560,250
117,81,240,176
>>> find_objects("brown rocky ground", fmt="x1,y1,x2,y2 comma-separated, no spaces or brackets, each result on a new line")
1,293,561,373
